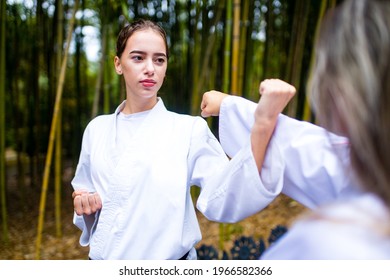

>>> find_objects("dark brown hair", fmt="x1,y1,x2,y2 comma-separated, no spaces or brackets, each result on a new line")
116,19,169,59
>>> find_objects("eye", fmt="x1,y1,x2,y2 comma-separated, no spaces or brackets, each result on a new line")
155,57,166,65
131,55,143,62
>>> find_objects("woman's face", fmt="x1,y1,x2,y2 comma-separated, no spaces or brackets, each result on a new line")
114,28,167,103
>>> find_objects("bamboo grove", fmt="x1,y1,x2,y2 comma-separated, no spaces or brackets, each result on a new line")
0,0,340,259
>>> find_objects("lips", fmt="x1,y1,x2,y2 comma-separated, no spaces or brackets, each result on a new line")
140,79,156,88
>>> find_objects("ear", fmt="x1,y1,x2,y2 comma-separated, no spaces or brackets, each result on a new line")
114,56,122,75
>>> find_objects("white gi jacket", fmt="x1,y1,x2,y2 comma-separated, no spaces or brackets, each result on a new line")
72,98,278,260
218,96,360,209
262,193,390,259
219,96,390,259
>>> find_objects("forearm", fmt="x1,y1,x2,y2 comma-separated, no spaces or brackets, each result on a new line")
250,118,278,172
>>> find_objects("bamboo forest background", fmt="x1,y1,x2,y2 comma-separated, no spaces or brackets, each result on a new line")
0,0,341,259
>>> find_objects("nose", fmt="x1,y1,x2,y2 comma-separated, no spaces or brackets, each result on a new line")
144,58,155,76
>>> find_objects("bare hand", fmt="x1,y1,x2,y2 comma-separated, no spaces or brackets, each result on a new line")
73,190,102,216
255,79,296,124
250,79,296,171
200,90,229,117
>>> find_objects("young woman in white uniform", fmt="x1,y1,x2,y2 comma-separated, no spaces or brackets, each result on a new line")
71,19,295,260
201,0,390,259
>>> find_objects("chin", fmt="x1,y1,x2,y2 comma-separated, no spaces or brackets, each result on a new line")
141,91,158,99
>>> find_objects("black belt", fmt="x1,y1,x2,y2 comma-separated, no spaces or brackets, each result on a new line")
89,251,190,260
179,251,189,260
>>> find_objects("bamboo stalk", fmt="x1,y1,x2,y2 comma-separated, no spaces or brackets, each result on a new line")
54,0,64,239
35,0,79,260
191,0,225,115
55,108,62,238
303,0,335,122
286,0,310,117
189,1,202,115
222,0,232,93
230,0,240,95
237,0,249,97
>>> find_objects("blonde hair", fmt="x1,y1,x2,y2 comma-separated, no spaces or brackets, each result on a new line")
308,0,390,207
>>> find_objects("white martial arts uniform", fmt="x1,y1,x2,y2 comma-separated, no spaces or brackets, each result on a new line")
262,193,390,259
218,96,390,259
218,95,360,209
72,98,279,260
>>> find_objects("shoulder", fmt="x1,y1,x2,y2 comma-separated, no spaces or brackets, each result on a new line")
157,98,202,126
86,114,114,130
158,99,214,139
166,110,209,132
82,114,115,141
165,109,203,122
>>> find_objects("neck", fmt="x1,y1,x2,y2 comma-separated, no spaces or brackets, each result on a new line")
122,97,158,114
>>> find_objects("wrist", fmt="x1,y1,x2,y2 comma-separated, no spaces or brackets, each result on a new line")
252,117,277,136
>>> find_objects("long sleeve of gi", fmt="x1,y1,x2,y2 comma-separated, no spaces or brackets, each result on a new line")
71,122,99,246
218,96,359,209
195,118,285,223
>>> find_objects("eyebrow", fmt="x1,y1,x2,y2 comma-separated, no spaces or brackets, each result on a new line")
129,50,167,57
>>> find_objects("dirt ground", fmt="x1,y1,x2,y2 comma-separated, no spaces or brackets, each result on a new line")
0,164,306,260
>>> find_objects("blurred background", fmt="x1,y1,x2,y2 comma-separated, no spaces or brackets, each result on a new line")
0,0,340,259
